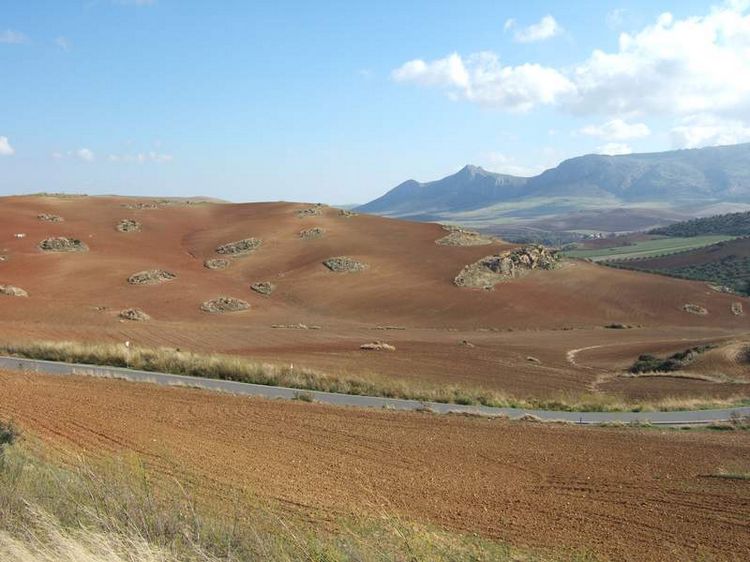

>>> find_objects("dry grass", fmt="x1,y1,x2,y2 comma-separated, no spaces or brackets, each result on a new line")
0,340,748,413
0,438,590,562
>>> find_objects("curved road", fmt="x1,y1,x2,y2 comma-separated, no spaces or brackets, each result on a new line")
1,356,748,426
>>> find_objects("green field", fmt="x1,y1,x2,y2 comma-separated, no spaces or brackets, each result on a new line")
563,235,737,262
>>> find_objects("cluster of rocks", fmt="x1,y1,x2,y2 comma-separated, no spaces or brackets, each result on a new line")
731,302,744,316
204,258,230,270
200,296,249,313
272,323,321,330
297,204,325,218
454,245,559,289
323,256,368,273
0,284,28,297
121,202,158,210
360,341,396,351
119,308,151,321
250,281,275,296
39,237,89,252
338,209,358,218
683,303,709,316
299,227,325,240
116,219,142,233
215,237,262,256
127,269,177,286
435,225,493,246
37,213,64,222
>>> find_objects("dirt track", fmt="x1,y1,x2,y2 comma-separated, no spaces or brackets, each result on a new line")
1,370,748,562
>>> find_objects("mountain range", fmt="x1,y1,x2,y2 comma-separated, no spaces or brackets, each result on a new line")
356,143,750,237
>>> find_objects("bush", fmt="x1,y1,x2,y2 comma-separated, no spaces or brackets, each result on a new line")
629,345,716,373
0,421,18,448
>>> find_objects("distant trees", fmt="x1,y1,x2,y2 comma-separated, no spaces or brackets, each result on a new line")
650,211,750,237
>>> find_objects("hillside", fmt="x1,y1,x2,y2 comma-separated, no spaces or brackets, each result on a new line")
650,210,750,237
609,237,750,296
0,194,747,405
357,143,750,234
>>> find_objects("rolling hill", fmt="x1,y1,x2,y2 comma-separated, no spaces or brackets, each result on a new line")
0,194,747,405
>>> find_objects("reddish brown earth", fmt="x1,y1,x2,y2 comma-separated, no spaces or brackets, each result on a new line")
0,195,748,403
0,370,748,562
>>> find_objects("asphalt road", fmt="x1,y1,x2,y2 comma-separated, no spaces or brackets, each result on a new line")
1,355,748,425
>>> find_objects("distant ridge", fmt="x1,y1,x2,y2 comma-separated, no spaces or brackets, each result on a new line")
357,165,527,216
357,143,750,220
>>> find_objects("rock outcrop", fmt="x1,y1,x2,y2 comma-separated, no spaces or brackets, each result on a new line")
360,341,395,351
436,225,493,246
37,213,64,222
454,245,558,289
39,237,88,252
683,304,709,316
116,219,142,232
201,297,250,313
119,308,151,321
297,204,325,218
215,238,262,256
204,258,230,270
323,256,368,273
250,281,275,296
299,227,325,240
0,285,28,297
127,269,177,286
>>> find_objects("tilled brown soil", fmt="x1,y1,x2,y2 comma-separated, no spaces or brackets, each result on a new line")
1,195,748,404
1,370,748,562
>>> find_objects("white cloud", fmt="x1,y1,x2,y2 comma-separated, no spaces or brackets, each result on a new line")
597,143,633,155
580,118,651,140
606,9,628,29
394,2,750,129
0,30,27,44
483,147,570,176
670,114,750,148
392,52,574,112
55,36,70,51
108,151,173,163
503,19,516,32
512,15,563,43
76,148,95,162
0,137,15,156
392,52,469,89
483,152,540,176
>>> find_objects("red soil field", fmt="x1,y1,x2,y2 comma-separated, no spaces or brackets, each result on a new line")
0,195,747,403
1,371,748,562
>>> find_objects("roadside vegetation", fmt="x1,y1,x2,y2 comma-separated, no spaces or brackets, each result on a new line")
1,341,748,413
0,426,595,562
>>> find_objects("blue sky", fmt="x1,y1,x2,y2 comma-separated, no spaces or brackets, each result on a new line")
1,0,749,203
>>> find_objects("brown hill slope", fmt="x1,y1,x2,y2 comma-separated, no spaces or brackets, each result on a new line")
0,195,747,402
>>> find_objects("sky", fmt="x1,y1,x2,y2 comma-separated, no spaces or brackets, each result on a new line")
1,0,750,203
